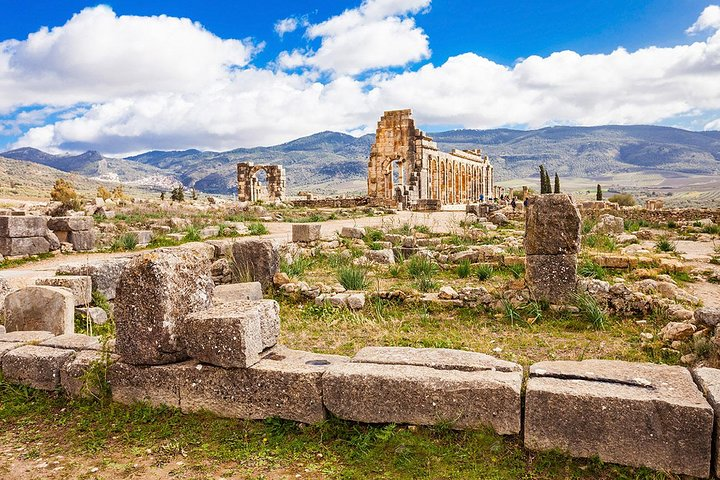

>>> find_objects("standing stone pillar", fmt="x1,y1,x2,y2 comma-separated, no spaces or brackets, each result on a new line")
524,194,581,302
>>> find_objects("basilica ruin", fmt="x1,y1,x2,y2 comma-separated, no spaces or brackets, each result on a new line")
368,109,494,210
237,162,286,203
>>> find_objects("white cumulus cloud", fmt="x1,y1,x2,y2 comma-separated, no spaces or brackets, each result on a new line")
274,17,298,37
687,5,720,34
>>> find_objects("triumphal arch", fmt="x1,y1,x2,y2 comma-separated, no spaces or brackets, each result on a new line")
368,109,494,209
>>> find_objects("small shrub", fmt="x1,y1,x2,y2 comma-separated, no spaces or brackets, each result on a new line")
281,255,313,279
368,241,383,250
416,276,438,292
505,263,525,279
501,299,521,326
702,225,720,235
607,193,636,207
574,293,607,330
50,178,81,210
578,259,607,280
110,232,138,251
365,228,384,242
407,256,438,279
583,234,617,252
476,264,494,281
184,226,201,242
581,219,597,235
654,236,676,253
388,264,403,278
337,265,369,290
96,186,111,200
455,259,472,278
666,220,677,229
414,225,431,234
247,222,269,235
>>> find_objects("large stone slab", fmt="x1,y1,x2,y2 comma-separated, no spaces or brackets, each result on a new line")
3,286,75,335
56,258,130,300
524,194,581,255
0,216,47,237
692,367,720,477
0,236,50,256
323,347,522,433
177,301,265,368
114,246,214,365
230,239,280,290
47,216,93,232
0,330,55,343
1,345,74,390
292,224,321,243
40,333,101,351
213,282,263,304
0,342,22,359
108,360,186,408
525,254,577,302
36,275,92,306
68,230,96,251
62,350,118,398
525,360,713,478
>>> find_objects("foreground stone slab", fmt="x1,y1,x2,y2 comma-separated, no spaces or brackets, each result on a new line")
0,342,22,359
213,282,263,304
115,246,214,365
525,360,712,478
36,275,92,306
292,224,321,243
0,330,55,344
40,333,101,351
56,258,130,300
109,361,187,408
323,347,522,433
230,239,280,290
525,254,577,302
524,194,581,255
0,216,47,237
4,286,75,335
47,216,93,232
0,236,50,256
68,230,96,251
693,367,720,477
177,301,265,368
2,345,74,390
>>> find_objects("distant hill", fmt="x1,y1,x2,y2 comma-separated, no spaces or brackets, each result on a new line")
4,125,719,196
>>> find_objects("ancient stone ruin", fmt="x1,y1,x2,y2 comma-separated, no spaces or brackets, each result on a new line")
237,162,286,203
368,109,494,210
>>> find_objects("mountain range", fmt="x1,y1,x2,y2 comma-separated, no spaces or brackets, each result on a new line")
2,125,719,196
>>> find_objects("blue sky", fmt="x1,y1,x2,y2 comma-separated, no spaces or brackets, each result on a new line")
1,0,719,154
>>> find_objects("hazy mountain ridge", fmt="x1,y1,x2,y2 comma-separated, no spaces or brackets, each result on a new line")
3,125,719,196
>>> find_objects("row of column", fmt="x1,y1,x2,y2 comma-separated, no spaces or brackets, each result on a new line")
426,157,493,204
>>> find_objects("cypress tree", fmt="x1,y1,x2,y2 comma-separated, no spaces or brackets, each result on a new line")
554,173,560,193
543,170,551,194
539,165,546,193
596,184,603,201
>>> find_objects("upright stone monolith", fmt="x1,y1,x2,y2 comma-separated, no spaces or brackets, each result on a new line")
524,194,581,302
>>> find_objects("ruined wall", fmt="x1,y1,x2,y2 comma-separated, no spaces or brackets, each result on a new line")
237,162,286,203
580,207,720,225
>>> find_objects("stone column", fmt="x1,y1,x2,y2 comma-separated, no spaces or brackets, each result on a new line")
524,194,581,302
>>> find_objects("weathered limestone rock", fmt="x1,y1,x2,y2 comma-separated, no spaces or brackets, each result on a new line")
61,349,116,397
340,227,365,239
0,341,22,359
108,361,186,408
693,367,720,477
56,258,130,300
0,236,50,256
36,275,92,306
130,230,152,245
0,215,47,237
76,306,108,325
365,249,395,264
292,224,321,243
200,226,220,239
695,307,720,327
0,330,55,343
660,321,696,341
273,272,291,286
323,347,522,433
47,216,93,232
590,214,624,235
438,286,459,300
40,333,101,351
4,286,75,335
1,345,75,390
212,282,263,304
524,194,581,255
45,230,61,250
204,239,235,259
525,360,713,478
230,239,280,290
68,230,96,251
525,254,577,301
346,293,366,310
177,301,272,368
114,246,214,365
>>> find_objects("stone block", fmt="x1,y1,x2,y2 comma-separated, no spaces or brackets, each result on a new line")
200,226,220,239
0,342,22,359
108,361,186,408
693,367,720,477
76,306,108,325
56,258,130,300
340,227,365,239
323,347,522,433
0,215,47,237
181,347,349,423
524,194,581,255
61,350,117,398
177,301,264,368
1,345,75,390
695,307,720,327
213,282,263,304
525,254,577,302
47,216,93,232
4,286,75,335
129,230,152,245
525,360,713,478
0,236,50,256
40,333,101,351
593,254,637,269
292,224,321,243
0,330,55,343
36,275,92,306
204,239,234,259
68,230,96,251
230,239,280,290
590,214,624,235
365,249,395,264
114,246,214,365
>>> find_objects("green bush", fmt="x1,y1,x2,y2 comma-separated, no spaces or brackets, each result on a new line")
110,232,138,252
337,265,369,290
365,228,384,242
578,259,607,280
247,222,269,235
407,256,438,279
504,264,525,279
416,276,438,293
583,234,617,252
281,255,314,279
184,226,201,242
476,264,495,281
455,259,472,278
654,236,676,253
574,293,607,330
607,193,636,207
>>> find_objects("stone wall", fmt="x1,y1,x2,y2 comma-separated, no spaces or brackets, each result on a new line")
237,162,286,203
580,206,720,225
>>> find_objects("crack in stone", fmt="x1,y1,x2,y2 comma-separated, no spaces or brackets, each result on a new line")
530,371,656,389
